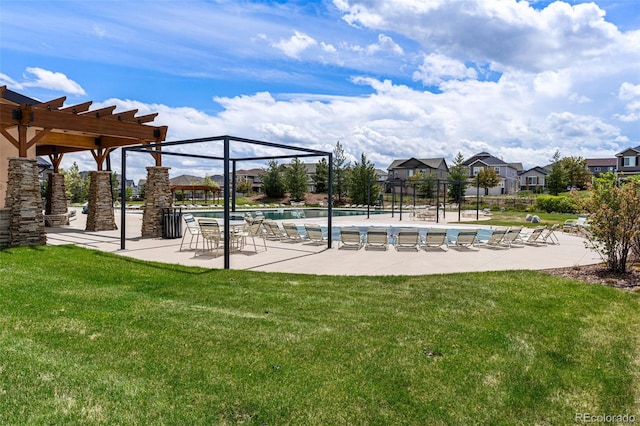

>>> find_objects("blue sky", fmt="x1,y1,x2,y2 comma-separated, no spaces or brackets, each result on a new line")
1,0,639,181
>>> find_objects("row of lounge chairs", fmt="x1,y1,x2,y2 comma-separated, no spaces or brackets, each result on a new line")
338,224,560,251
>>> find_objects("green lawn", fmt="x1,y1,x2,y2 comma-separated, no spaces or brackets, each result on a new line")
2,245,639,424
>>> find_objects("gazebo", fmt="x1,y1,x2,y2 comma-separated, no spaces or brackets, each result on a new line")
0,86,167,247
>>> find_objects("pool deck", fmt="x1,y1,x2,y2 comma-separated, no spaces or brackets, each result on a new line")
45,208,603,276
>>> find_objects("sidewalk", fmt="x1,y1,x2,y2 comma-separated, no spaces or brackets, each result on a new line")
45,208,602,276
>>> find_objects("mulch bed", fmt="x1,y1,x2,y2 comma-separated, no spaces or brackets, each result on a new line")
541,263,640,292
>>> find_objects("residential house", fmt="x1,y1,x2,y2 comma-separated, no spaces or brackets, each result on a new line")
585,158,617,178
386,157,449,195
615,146,640,177
519,166,548,192
235,168,264,193
463,151,520,195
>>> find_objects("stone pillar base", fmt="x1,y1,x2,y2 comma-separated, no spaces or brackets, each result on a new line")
45,173,68,215
5,157,46,246
86,171,117,231
142,166,172,238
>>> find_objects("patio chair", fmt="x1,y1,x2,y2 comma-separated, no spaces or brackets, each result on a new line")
451,229,479,250
501,227,524,248
479,227,509,249
304,224,327,245
365,227,389,251
541,223,560,245
523,226,547,246
420,228,449,251
237,220,267,253
394,228,420,251
282,222,305,242
197,220,222,257
563,219,579,233
180,213,202,251
339,227,363,249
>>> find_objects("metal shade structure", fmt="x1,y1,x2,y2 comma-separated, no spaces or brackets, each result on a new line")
120,135,333,269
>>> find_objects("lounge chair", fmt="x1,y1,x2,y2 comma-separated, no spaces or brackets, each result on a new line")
479,227,509,249
501,227,524,248
180,213,202,251
339,227,362,249
451,229,479,250
263,220,286,241
523,226,547,246
282,222,305,242
304,224,327,245
420,228,449,251
394,228,420,251
563,219,579,233
541,224,560,245
365,227,389,251
197,219,222,257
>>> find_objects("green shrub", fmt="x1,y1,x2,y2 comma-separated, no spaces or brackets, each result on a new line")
536,195,577,213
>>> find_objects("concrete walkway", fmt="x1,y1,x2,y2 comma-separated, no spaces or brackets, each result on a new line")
45,208,602,276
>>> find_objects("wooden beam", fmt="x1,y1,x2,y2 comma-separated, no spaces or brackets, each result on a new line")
26,128,52,150
48,153,64,172
0,85,6,99
37,96,66,110
135,113,159,124
0,127,19,149
104,109,138,122
79,105,117,118
0,103,164,141
58,101,92,114
91,147,112,171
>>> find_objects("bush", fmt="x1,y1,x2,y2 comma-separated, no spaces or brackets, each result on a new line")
535,195,577,213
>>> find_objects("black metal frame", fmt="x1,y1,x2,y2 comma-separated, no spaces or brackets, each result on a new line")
120,135,333,269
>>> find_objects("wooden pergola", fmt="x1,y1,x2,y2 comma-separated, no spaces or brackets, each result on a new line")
170,184,221,204
0,85,168,171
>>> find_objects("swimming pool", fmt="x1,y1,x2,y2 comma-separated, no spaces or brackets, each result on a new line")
193,208,386,221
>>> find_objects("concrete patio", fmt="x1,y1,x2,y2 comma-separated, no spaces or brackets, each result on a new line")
45,208,602,276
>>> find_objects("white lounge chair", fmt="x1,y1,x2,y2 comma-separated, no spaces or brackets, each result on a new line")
282,222,305,242
541,224,560,245
394,228,420,251
421,228,449,251
501,227,524,248
479,227,509,249
365,227,389,251
451,229,479,250
523,226,547,246
339,227,362,249
304,224,327,245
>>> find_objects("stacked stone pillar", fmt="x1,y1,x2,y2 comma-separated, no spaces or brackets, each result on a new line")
141,166,172,238
4,157,46,246
85,171,117,231
45,173,68,215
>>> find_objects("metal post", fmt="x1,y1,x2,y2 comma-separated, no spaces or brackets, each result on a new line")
223,136,231,269
120,149,127,250
436,181,440,223
476,173,480,221
232,160,237,213
391,183,395,218
327,153,333,249
366,174,370,219
399,181,403,221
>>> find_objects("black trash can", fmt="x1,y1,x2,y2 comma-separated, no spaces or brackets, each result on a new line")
161,207,183,239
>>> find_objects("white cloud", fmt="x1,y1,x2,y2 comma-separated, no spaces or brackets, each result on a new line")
533,70,572,97
619,82,640,101
272,30,318,58
413,53,478,86
21,67,86,96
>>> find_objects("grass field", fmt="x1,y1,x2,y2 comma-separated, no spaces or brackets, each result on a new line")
2,245,639,424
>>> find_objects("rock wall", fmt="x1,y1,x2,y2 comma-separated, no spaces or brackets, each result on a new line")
4,157,46,246
85,171,117,231
141,166,172,238
45,173,68,215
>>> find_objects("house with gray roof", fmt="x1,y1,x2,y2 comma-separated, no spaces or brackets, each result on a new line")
615,145,640,177
386,157,449,196
463,152,520,195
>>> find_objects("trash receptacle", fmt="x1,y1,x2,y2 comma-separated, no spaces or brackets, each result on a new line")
161,207,182,239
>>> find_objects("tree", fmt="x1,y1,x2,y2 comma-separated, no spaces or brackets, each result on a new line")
582,173,640,273
347,153,379,205
560,156,590,189
448,152,468,202
410,171,436,200
202,174,220,201
236,178,252,195
546,150,566,196
262,160,286,198
476,167,500,195
332,141,350,203
61,162,88,203
284,158,308,201
312,158,329,193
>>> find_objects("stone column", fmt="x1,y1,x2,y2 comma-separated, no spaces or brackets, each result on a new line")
5,157,46,246
86,171,117,231
45,173,68,215
141,166,171,238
